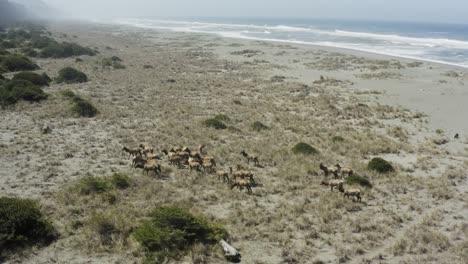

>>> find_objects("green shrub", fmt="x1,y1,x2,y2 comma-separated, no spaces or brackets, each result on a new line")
203,118,227,130
292,142,319,155
71,99,98,117
101,57,125,69
113,62,126,69
368,157,394,173
0,74,4,80
346,175,372,188
40,42,96,58
12,72,49,86
213,114,230,122
0,197,57,252
110,56,122,62
134,207,227,261
110,173,131,189
56,67,88,84
252,121,269,131
0,49,9,56
332,136,345,143
60,89,75,98
78,176,109,195
9,82,48,102
31,36,57,49
0,55,39,72
101,58,113,67
75,58,83,62
0,40,18,49
21,47,38,57
41,72,52,82
0,80,48,106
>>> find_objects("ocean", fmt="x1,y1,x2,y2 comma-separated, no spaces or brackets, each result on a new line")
114,17,468,68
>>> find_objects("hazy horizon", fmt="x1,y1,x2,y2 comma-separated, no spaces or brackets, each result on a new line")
41,0,468,24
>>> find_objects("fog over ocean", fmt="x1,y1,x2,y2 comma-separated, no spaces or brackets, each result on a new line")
115,17,468,68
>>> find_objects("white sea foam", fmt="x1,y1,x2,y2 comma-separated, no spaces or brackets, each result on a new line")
114,18,468,68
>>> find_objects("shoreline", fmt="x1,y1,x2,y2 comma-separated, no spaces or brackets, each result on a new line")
111,19,468,70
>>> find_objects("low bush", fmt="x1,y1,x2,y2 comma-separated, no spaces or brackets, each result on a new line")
0,55,39,72
78,176,109,195
133,206,227,262
110,173,131,189
40,42,96,58
203,118,227,130
71,99,98,117
101,57,126,69
21,47,38,57
252,121,269,131
41,72,52,83
9,81,48,102
61,90,98,117
0,197,57,254
213,114,230,122
31,36,56,49
110,56,122,62
368,157,394,173
346,175,372,188
332,136,345,143
61,89,76,99
0,80,48,106
112,62,126,69
75,57,83,62
0,40,18,49
0,49,9,56
12,72,49,86
56,67,88,84
292,142,319,155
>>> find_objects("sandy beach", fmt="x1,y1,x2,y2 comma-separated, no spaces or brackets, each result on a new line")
1,21,467,263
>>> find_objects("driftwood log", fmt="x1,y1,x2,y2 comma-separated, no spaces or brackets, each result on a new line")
220,239,241,262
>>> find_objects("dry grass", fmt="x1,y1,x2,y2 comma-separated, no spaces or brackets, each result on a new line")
1,23,467,264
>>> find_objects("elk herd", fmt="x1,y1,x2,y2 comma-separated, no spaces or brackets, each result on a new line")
121,144,363,200
122,144,258,194
319,163,362,201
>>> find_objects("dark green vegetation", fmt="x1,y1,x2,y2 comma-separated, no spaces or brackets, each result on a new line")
72,99,98,117
12,72,49,86
134,206,227,263
101,56,126,69
368,157,395,173
252,121,269,132
0,55,39,72
292,142,319,155
20,47,38,57
40,42,96,58
56,67,88,84
346,174,373,188
204,118,227,130
77,174,131,196
0,23,96,63
332,136,345,143
0,197,57,258
62,90,98,117
0,79,48,107
78,176,110,195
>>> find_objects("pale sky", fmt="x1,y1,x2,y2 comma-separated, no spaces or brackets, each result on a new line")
42,0,468,24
